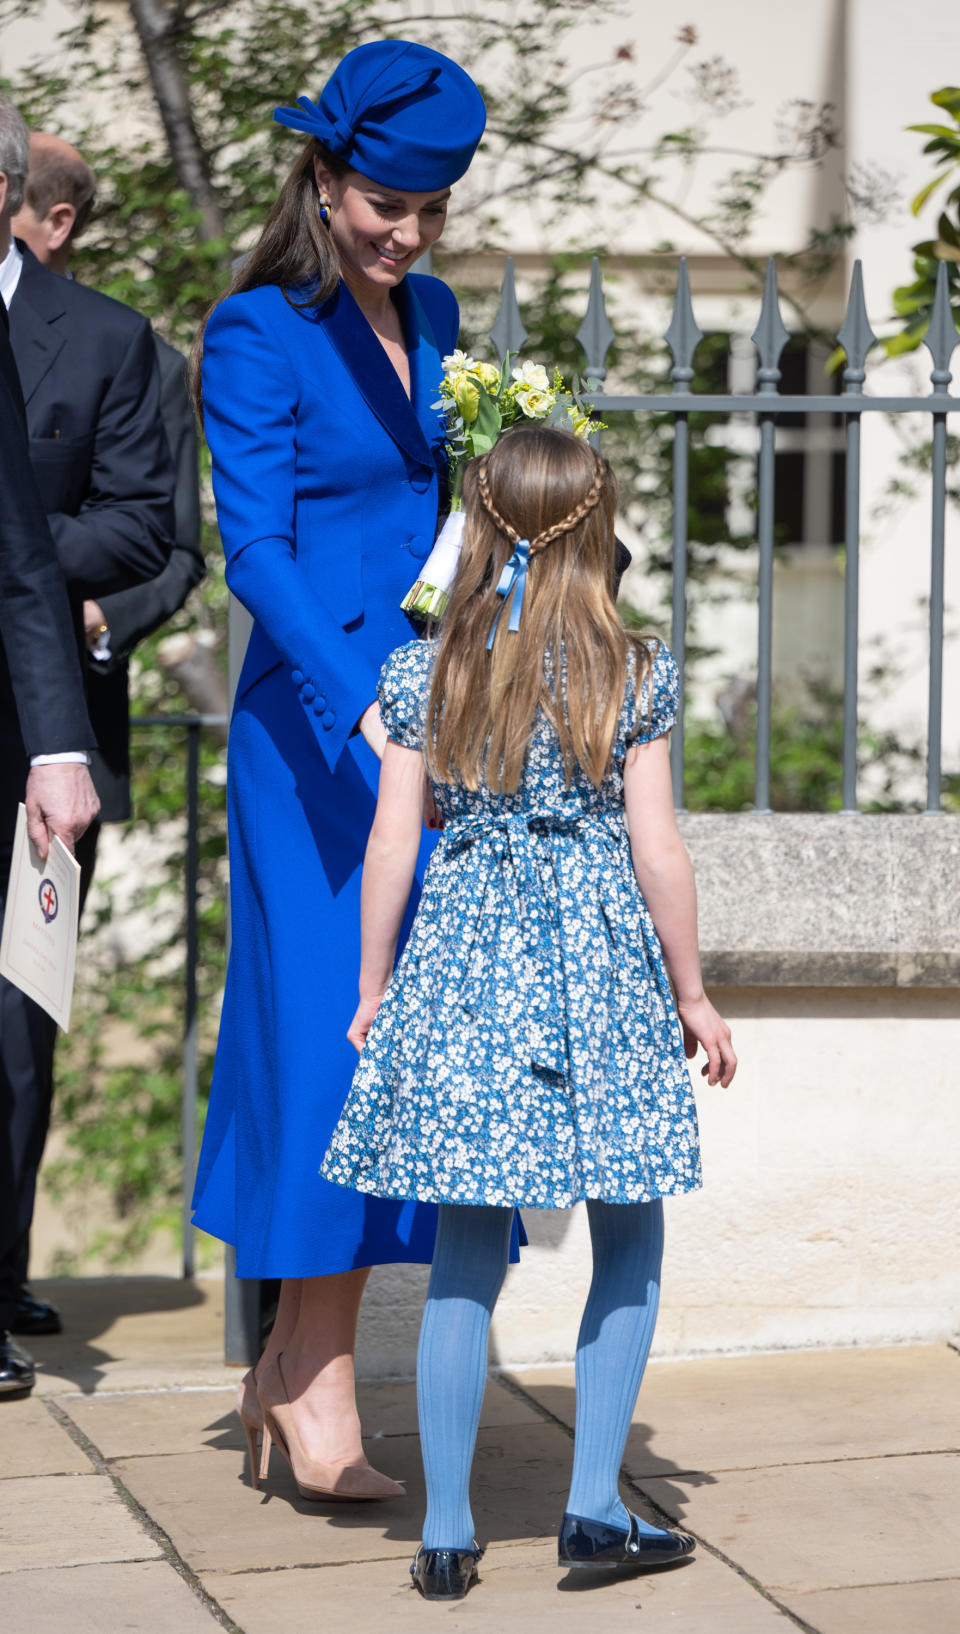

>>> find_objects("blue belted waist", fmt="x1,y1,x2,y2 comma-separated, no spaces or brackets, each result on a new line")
437,806,629,1076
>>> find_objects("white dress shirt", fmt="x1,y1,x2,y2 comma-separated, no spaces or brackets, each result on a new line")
0,237,23,308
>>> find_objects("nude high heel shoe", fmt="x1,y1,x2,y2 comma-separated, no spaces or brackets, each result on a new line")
236,1367,265,1490
256,1354,405,1501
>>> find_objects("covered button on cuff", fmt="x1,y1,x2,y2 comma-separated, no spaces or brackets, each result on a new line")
291,668,304,686
301,682,316,702
321,709,337,729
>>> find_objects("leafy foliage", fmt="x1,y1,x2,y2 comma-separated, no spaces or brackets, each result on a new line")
886,87,960,357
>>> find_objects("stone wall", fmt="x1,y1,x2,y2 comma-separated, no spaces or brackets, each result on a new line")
356,815,960,1376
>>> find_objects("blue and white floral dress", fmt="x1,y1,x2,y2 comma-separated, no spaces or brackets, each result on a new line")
321,638,701,1210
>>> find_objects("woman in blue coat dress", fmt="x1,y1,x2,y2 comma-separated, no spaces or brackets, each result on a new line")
191,42,493,1499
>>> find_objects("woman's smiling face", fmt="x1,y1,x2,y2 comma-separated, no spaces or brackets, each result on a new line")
314,156,450,293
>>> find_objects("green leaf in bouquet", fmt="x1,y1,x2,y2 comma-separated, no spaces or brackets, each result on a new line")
469,390,502,455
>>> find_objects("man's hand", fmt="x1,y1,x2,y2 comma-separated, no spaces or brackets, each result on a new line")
25,764,100,859
83,599,108,648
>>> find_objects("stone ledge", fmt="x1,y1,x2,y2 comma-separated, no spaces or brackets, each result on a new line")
676,813,960,988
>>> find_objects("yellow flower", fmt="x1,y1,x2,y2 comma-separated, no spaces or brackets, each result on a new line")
474,361,501,388
569,407,593,437
515,386,556,419
454,374,480,424
512,359,550,392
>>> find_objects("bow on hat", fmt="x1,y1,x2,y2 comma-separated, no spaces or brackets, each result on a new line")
275,64,440,158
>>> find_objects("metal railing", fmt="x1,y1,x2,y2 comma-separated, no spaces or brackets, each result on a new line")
129,711,227,1278
481,252,960,812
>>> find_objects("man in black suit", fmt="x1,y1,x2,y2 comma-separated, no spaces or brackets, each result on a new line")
0,300,101,1396
13,131,205,831
0,96,175,1349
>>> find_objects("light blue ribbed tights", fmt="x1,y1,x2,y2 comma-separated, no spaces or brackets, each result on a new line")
418,1198,667,1551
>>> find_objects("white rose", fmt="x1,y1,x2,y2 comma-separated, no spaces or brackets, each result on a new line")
511,359,550,391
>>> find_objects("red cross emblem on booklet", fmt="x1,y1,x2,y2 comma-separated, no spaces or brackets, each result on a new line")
38,879,59,924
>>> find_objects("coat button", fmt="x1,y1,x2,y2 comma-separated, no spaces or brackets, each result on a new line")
313,701,324,716
291,668,304,686
409,466,432,493
322,709,337,729
408,535,430,561
316,693,327,709
301,682,315,703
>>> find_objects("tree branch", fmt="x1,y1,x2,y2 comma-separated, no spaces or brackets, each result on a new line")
125,0,228,245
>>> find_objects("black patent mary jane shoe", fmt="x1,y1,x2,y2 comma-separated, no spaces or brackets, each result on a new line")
558,1510,696,1573
410,1541,484,1601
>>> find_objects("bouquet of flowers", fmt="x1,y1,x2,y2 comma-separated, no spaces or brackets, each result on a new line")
401,351,602,619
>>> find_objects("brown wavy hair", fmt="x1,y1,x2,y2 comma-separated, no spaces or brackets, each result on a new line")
425,426,655,793
188,138,347,416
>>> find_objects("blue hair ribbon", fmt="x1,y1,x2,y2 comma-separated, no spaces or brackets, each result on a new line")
486,538,531,651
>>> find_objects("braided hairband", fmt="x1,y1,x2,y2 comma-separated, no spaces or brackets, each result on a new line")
478,449,606,650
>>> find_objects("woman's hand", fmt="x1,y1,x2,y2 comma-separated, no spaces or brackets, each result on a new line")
675,993,737,1087
357,700,388,760
347,991,386,1053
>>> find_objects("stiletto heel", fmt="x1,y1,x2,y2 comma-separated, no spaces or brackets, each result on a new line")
256,1354,405,1502
242,1416,262,1491
236,1366,265,1490
259,1417,273,1483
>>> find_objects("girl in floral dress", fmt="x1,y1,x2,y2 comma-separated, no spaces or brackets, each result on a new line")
322,425,737,1601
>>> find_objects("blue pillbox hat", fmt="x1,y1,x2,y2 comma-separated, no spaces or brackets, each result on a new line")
273,40,486,191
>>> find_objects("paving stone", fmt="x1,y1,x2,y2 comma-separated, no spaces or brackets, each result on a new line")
30,1276,235,1396
113,1421,582,1575
779,1578,960,1634
202,1537,790,1633
59,1376,537,1462
0,1473,161,1571
0,1393,90,1478
512,1344,960,1475
641,1453,960,1593
0,1560,220,1631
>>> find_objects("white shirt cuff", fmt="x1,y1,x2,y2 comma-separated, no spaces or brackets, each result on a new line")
30,752,92,767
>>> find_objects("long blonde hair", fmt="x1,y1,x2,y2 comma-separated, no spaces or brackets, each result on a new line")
426,426,655,793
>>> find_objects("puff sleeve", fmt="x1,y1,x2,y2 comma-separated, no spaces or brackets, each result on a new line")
377,641,431,750
628,642,680,745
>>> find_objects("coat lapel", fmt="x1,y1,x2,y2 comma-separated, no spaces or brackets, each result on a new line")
7,245,68,407
397,277,447,473
318,279,433,470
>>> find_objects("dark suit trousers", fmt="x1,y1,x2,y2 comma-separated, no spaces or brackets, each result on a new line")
0,822,99,1328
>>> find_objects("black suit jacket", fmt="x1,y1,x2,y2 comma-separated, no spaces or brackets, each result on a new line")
0,303,95,849
8,243,174,596
87,336,206,820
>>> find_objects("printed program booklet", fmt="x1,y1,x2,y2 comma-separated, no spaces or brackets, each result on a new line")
0,802,80,1030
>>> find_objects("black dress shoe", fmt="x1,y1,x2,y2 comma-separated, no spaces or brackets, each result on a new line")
410,1541,484,1601
0,1332,35,1397
11,1287,62,1336
558,1510,696,1571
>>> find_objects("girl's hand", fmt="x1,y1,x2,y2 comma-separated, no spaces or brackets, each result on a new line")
675,993,737,1087
347,992,386,1053
423,786,444,831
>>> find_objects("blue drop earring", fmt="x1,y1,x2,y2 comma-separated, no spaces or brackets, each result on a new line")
318,191,331,225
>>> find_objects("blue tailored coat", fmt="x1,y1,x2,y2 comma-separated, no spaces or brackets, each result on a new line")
191,273,456,1276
